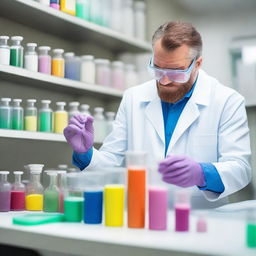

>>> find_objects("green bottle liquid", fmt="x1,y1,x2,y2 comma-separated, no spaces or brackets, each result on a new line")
10,36,24,67
39,100,53,132
43,172,59,213
76,0,90,20
12,99,24,130
0,98,12,129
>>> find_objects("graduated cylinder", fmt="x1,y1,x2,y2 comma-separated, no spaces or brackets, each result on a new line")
126,151,147,228
104,184,124,227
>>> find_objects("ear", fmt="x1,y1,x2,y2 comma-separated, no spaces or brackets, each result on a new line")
196,56,203,69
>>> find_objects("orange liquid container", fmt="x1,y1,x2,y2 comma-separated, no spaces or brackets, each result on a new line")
127,168,146,228
52,59,64,77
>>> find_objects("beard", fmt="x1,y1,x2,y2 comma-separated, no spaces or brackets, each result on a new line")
156,71,197,103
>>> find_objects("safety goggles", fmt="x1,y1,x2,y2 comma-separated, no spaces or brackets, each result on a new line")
147,56,196,83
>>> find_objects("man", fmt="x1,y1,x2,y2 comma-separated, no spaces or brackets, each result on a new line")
64,21,251,209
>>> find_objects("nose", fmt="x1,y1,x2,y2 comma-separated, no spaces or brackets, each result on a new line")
159,75,172,85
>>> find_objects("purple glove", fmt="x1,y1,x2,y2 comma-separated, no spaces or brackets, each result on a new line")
158,155,205,187
64,114,94,153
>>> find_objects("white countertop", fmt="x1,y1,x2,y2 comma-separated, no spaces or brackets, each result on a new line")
0,210,255,256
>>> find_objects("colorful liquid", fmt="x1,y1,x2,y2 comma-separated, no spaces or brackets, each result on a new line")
44,190,59,212
52,59,64,77
10,48,23,67
54,112,68,133
12,111,23,130
76,2,90,20
39,55,51,74
59,192,64,213
0,190,11,212
64,196,83,222
61,0,76,15
25,116,37,131
11,191,25,211
104,185,124,227
0,109,12,129
39,112,52,132
175,204,190,232
84,190,103,224
149,187,168,230
26,194,43,211
247,223,256,248
127,168,146,228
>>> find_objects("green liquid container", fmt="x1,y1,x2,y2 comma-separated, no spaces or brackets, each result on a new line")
64,197,84,222
0,98,12,129
76,0,90,20
44,172,59,212
247,223,256,248
39,100,52,132
10,36,24,67
12,99,23,130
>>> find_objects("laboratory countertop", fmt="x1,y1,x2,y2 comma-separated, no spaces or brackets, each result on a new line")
0,210,255,256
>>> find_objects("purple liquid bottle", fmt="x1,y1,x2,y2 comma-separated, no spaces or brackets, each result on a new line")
38,46,51,75
175,190,190,232
0,171,11,212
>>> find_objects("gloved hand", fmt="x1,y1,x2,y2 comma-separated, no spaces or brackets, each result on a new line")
64,114,94,153
158,155,205,187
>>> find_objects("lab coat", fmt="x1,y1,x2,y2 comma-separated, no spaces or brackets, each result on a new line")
86,69,251,209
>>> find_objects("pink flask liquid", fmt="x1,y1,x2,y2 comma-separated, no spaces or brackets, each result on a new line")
11,191,25,211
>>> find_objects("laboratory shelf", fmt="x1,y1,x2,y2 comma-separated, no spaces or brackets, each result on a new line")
0,129,102,144
0,0,152,54
0,64,123,99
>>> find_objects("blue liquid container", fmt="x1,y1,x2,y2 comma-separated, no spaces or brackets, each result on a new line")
83,190,103,224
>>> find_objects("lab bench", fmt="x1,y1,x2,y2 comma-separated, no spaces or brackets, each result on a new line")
0,211,255,256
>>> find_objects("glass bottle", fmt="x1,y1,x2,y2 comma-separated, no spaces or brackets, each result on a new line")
90,0,103,25
246,209,256,248
123,0,134,37
25,99,37,132
110,0,122,32
112,61,125,90
52,48,65,78
93,107,106,142
80,55,95,84
80,104,91,116
95,59,111,87
105,111,115,135
60,0,76,16
64,52,81,81
0,36,10,65
50,0,60,10
124,64,138,88
12,99,24,130
44,171,59,212
68,101,80,120
39,100,53,132
54,102,68,134
134,1,146,41
38,46,51,75
76,0,90,21
0,98,12,129
57,170,67,213
10,36,24,67
11,171,25,211
25,164,44,211
24,43,38,72
0,171,11,212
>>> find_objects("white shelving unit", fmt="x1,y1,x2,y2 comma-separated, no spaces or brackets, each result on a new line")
0,129,102,144
0,64,123,99
0,0,151,54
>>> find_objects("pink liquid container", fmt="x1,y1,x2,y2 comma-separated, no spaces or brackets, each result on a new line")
95,59,111,87
38,46,51,75
111,61,125,91
0,171,11,212
11,171,25,211
175,190,191,232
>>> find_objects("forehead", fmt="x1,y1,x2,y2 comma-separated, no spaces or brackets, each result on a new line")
153,39,191,68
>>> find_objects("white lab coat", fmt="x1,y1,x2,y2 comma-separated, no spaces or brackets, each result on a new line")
86,69,251,209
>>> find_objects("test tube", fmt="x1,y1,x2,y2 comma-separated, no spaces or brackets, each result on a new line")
83,171,105,224
148,166,168,231
175,189,191,232
126,151,147,228
104,168,125,227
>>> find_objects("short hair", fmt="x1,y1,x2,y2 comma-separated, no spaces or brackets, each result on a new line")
152,21,202,59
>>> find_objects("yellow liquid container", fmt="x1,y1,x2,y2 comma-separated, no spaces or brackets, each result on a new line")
25,194,43,211
104,185,125,227
60,0,76,16
54,110,68,133
25,116,37,131
52,59,64,77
